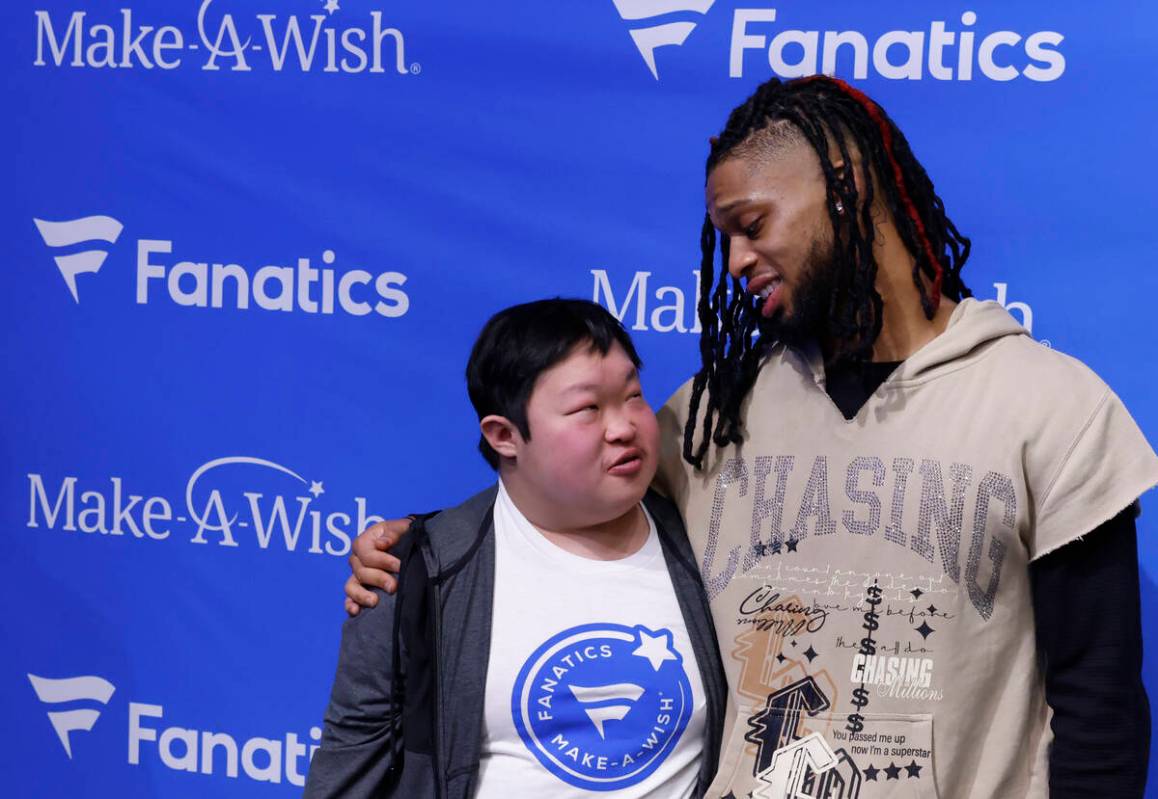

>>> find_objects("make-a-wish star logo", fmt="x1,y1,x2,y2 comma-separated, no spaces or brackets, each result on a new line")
511,623,692,791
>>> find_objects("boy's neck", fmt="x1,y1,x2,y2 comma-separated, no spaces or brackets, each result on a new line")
500,478,650,562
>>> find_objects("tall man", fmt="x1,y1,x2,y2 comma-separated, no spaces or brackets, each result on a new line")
345,76,1157,797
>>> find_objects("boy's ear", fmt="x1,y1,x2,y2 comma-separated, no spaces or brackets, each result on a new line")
480,415,521,461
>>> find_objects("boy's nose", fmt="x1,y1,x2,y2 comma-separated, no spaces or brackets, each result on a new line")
604,411,636,442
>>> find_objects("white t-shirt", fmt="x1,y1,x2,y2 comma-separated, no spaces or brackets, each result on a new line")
474,482,707,798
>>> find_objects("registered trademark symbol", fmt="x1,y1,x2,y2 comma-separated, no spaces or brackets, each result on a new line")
1040,339,1052,348
409,62,421,75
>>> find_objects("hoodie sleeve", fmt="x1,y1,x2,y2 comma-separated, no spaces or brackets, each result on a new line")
1031,386,1158,561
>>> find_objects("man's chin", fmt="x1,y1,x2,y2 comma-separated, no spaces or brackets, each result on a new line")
757,306,816,347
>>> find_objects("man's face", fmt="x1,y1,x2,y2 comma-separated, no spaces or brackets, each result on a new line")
706,141,840,343
515,341,658,527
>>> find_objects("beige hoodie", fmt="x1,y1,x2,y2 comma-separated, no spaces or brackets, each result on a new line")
657,299,1158,799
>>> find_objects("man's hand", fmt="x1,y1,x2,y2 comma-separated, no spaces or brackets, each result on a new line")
343,518,409,616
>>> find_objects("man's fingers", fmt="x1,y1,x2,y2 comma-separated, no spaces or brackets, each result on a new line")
345,598,361,617
357,518,410,556
344,574,380,608
357,549,402,573
353,562,395,592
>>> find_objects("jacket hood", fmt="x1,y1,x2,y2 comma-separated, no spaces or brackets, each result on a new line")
889,298,1029,382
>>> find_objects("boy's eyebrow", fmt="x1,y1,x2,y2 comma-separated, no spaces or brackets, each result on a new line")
559,367,640,395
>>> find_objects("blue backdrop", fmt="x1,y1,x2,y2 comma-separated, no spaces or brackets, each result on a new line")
3,1,1156,795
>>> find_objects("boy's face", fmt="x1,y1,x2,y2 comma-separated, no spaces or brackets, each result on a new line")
515,341,658,527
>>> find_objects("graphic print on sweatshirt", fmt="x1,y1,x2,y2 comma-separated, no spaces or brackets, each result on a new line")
657,300,1158,798
511,622,694,791
699,454,1000,798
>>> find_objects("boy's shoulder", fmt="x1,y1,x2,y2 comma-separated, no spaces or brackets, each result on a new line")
417,483,499,565
642,488,686,536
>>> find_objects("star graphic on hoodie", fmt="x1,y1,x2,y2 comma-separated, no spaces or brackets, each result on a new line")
884,762,902,780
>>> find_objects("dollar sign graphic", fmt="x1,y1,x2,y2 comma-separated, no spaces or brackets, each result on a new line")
863,611,879,633
859,638,877,656
846,713,865,734
851,687,870,708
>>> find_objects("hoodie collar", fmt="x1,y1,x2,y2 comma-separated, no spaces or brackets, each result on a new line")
784,298,1029,386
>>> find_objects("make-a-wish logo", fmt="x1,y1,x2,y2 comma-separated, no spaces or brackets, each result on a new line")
27,674,117,758
34,0,420,75
512,623,692,790
33,216,123,303
611,0,715,79
27,455,383,557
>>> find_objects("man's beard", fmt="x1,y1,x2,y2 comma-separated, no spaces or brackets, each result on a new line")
755,232,841,348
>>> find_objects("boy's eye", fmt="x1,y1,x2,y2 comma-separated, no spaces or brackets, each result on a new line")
569,404,598,415
744,219,762,238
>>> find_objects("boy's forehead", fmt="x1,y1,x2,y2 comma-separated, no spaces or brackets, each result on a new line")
536,341,635,390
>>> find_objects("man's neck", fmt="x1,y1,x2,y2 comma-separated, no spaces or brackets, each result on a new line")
867,234,957,362
500,477,650,561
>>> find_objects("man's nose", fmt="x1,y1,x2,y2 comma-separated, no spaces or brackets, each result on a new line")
728,236,757,279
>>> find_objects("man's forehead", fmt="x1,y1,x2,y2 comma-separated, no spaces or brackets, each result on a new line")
707,152,810,214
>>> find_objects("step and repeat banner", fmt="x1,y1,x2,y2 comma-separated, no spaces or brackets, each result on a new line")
3,1,1156,796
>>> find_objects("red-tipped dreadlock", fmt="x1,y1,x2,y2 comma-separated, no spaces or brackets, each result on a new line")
806,76,944,310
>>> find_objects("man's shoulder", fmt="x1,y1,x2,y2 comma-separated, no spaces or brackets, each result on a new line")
971,334,1112,413
658,375,698,425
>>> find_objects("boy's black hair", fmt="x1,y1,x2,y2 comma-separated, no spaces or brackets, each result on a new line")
466,298,643,469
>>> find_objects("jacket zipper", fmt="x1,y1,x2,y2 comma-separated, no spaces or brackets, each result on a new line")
429,544,447,799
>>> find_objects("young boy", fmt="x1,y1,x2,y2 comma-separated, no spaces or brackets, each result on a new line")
303,299,726,799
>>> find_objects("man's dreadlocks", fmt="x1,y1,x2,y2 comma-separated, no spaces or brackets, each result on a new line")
683,75,972,469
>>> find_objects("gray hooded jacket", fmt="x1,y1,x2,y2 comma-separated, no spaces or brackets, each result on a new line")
304,485,727,799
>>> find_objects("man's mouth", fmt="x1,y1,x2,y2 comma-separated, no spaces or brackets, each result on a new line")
748,274,784,317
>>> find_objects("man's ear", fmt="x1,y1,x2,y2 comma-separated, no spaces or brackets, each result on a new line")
480,415,521,461
831,159,858,194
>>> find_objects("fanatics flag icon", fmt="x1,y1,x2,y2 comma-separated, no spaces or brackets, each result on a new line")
33,215,124,302
568,682,645,739
611,0,715,79
28,673,117,758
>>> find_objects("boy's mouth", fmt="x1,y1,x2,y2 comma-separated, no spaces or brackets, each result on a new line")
608,449,644,476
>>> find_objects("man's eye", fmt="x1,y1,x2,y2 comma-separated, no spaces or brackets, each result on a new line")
744,220,762,238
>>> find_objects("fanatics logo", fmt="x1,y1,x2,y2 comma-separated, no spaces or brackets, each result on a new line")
27,673,117,758
33,215,124,302
610,0,715,79
511,623,693,790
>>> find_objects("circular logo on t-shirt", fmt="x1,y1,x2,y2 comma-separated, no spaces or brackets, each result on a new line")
511,622,693,791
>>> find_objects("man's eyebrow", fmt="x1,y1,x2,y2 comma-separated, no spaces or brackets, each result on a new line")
714,199,750,217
